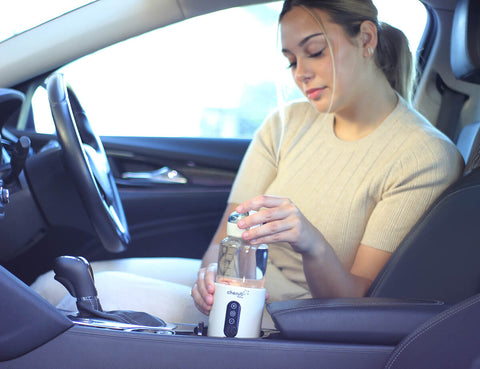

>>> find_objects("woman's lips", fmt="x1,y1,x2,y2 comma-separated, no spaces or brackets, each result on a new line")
306,87,325,100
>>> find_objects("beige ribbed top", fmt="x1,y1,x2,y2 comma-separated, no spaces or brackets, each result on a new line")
228,97,464,300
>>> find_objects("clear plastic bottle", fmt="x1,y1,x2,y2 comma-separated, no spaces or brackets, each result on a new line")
208,211,268,338
216,211,268,288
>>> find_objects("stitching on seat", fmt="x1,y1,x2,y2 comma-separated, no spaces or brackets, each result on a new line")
384,295,480,368
273,300,443,316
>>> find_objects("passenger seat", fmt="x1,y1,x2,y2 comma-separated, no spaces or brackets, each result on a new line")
366,0,480,304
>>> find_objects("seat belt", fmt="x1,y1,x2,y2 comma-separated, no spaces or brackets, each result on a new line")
435,74,468,142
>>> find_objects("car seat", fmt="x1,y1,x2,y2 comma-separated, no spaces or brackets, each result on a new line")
367,0,480,304
383,291,480,369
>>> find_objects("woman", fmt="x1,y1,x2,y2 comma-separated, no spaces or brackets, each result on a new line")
191,0,463,316
33,0,463,325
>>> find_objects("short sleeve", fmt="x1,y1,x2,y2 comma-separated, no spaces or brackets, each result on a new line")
227,110,283,204
361,138,464,253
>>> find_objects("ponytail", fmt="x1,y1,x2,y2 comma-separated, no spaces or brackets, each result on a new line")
279,0,415,103
375,23,414,103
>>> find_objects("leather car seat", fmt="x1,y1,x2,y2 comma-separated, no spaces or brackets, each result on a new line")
367,0,480,305
383,292,480,369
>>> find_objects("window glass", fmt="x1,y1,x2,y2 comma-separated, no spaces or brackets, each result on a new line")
35,1,428,138
31,86,56,134
375,0,427,54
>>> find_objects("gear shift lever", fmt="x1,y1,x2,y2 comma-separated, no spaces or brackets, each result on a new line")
53,255,168,327
54,256,102,312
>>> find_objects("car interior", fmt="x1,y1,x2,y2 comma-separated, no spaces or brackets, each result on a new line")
1,0,480,367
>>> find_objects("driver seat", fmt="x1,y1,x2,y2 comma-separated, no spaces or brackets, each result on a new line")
367,0,480,304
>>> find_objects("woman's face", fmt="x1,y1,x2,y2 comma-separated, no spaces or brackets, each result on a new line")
280,6,367,114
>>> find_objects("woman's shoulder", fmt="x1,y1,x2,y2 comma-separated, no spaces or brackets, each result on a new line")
393,100,464,171
397,99,457,149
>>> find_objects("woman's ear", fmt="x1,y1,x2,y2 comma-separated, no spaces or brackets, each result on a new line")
360,20,378,57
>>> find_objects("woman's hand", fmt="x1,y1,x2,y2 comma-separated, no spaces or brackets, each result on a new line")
191,262,217,315
236,195,326,256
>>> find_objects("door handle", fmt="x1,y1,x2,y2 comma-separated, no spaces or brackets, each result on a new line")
121,166,187,184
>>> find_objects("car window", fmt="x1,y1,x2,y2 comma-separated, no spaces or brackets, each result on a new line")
33,1,428,138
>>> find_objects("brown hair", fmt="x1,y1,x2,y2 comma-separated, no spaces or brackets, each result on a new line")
279,0,414,102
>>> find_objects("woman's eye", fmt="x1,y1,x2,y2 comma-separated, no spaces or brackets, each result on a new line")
308,48,325,58
286,60,297,69
282,53,296,69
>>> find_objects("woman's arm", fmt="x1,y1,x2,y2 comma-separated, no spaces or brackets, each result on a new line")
236,195,391,298
302,243,391,298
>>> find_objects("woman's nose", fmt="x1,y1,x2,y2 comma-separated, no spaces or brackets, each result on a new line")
294,58,314,84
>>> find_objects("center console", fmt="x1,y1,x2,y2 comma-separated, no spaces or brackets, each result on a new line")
0,261,449,369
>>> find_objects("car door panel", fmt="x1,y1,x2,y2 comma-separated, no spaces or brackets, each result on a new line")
5,106,250,267
101,136,250,260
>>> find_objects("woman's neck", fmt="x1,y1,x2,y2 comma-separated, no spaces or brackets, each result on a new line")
333,79,399,142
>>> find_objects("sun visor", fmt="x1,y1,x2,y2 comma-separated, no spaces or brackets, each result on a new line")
451,0,480,84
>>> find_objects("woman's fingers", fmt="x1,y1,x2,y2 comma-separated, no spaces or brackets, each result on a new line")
236,196,300,242
191,263,217,315
196,268,208,298
237,196,294,228
191,283,211,315
243,220,293,243
236,195,289,216
205,263,217,294
236,195,322,254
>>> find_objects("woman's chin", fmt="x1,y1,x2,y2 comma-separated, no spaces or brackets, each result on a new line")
310,99,335,114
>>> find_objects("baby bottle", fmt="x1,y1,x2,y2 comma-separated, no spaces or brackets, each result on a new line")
208,211,268,338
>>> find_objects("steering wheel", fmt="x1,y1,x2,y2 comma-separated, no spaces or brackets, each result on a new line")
47,73,130,253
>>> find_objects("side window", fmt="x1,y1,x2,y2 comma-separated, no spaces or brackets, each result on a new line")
55,3,287,139
33,1,428,138
31,85,56,134
375,0,428,54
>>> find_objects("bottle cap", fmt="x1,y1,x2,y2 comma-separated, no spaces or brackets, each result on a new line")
226,211,249,238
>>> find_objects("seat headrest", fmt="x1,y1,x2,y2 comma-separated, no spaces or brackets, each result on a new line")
451,0,480,84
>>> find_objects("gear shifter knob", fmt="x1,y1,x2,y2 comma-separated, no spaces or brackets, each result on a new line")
53,255,169,327
54,255,102,311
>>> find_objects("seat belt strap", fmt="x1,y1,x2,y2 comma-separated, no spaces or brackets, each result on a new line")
435,75,468,142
